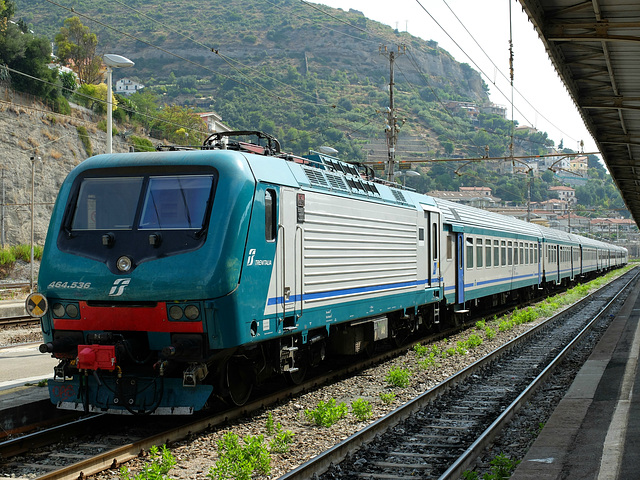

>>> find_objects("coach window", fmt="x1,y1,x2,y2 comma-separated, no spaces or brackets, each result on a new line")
519,242,524,265
447,235,453,260
494,240,499,266
525,244,530,264
265,189,277,241
476,239,483,268
466,237,474,269
514,242,519,265
508,241,513,265
501,240,506,266
485,239,492,267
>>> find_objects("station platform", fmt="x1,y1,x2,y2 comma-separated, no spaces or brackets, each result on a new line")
0,368,56,438
511,278,640,479
0,296,59,437
0,298,27,317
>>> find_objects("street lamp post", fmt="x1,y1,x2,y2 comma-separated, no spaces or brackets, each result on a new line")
103,54,134,153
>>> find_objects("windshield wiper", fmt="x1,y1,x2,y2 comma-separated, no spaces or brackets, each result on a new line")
177,178,193,228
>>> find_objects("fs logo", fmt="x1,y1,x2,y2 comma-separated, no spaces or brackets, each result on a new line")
109,278,131,296
247,248,256,266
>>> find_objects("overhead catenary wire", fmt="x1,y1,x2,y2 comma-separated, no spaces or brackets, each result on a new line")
300,1,564,158
438,0,579,145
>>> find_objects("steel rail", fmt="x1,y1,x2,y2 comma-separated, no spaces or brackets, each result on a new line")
28,324,457,479
439,268,639,479
0,315,36,327
0,282,30,290
278,268,638,480
14,272,626,479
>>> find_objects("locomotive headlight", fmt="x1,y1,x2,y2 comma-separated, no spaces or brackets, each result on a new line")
169,305,183,320
116,256,132,272
52,303,65,318
184,305,200,320
65,304,79,318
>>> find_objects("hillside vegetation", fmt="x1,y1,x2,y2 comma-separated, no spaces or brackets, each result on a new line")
4,0,627,218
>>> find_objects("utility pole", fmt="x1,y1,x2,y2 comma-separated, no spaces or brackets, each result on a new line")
380,44,406,182
1,167,4,248
526,169,532,223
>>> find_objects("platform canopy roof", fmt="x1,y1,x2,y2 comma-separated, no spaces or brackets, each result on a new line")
519,0,640,226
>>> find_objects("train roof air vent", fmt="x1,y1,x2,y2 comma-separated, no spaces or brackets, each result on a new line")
325,173,348,191
303,167,329,188
392,189,407,203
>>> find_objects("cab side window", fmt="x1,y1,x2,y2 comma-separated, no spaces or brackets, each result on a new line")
265,189,277,241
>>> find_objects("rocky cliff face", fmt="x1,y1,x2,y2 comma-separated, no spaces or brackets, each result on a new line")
0,90,130,247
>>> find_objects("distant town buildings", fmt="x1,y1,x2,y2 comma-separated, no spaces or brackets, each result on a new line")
428,187,501,208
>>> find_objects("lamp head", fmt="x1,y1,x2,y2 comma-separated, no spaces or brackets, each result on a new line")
103,54,134,68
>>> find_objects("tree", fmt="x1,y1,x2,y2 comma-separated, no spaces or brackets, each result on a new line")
129,89,159,130
0,1,60,102
76,83,114,114
59,70,77,98
152,105,207,145
10,36,59,101
54,16,101,85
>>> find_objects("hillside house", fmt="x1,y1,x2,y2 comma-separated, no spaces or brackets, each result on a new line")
115,78,144,95
197,112,232,133
548,185,577,205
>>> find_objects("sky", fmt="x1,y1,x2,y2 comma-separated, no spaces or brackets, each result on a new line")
308,0,599,158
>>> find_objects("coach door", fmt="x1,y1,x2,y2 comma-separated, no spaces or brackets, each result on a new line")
456,233,465,304
422,207,441,288
277,188,303,331
537,241,542,285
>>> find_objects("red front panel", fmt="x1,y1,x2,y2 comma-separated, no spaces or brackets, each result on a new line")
53,302,204,333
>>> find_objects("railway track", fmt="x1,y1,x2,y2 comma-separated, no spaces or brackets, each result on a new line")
0,269,633,479
0,282,30,291
281,268,638,480
0,315,36,328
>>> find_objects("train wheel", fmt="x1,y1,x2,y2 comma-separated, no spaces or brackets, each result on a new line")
284,363,307,385
225,358,253,406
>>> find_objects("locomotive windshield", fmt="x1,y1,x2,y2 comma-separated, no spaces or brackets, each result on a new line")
139,176,212,230
71,177,144,230
70,174,214,231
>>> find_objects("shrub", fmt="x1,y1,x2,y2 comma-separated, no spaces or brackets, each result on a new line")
0,248,16,265
10,245,30,262
208,432,270,480
466,334,483,349
379,392,396,404
130,135,155,152
385,367,411,388
120,444,176,480
304,399,348,427
77,125,92,157
269,427,294,454
351,398,372,422
51,95,71,115
265,412,275,435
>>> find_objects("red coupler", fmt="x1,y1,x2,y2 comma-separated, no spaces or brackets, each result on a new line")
77,345,117,371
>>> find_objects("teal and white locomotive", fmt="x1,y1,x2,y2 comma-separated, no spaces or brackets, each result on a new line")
28,131,626,414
